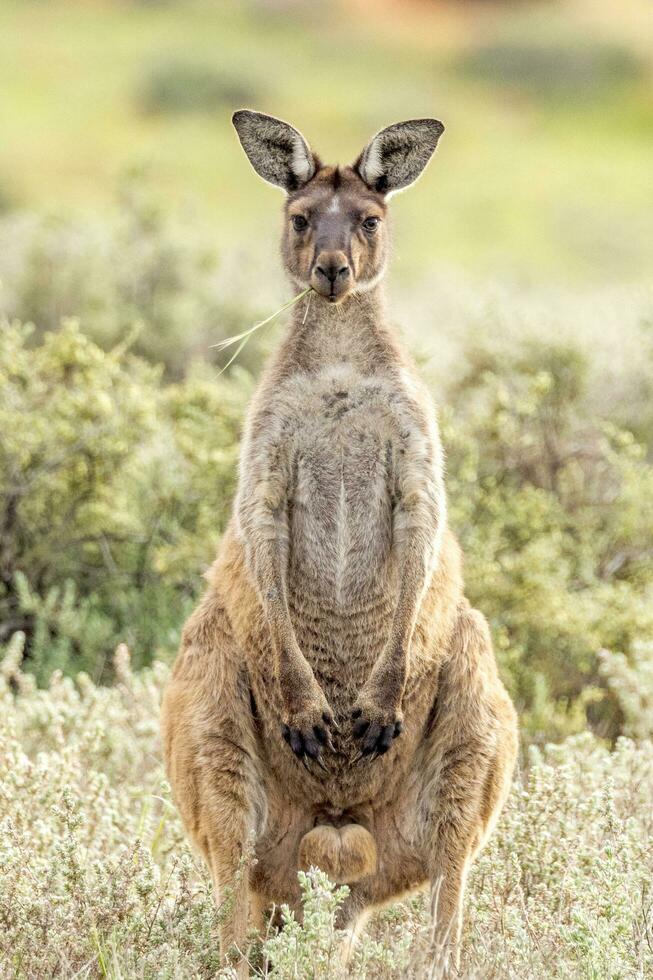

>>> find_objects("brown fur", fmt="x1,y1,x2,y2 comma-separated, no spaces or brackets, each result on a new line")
298,824,377,884
162,112,518,976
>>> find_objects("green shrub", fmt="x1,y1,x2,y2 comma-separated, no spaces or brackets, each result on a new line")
599,642,653,739
0,321,247,681
444,339,653,738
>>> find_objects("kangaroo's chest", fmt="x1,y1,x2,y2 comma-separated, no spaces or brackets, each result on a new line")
293,381,394,515
280,366,403,609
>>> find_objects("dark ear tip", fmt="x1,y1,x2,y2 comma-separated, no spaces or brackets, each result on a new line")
232,109,251,129
232,108,269,131
406,118,444,140
420,118,444,140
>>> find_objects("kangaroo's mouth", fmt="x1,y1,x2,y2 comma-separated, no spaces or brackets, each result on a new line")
311,281,353,304
310,259,353,304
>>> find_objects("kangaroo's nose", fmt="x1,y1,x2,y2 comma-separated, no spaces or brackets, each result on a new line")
315,254,350,284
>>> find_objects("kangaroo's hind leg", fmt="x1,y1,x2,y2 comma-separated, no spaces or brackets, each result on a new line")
162,595,266,978
412,600,518,975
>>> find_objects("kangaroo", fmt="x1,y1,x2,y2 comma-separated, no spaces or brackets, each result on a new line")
161,110,518,977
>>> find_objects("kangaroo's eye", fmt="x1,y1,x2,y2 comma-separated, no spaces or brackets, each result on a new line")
362,217,380,233
291,215,308,232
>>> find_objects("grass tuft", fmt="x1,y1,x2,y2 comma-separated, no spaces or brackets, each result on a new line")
211,286,312,373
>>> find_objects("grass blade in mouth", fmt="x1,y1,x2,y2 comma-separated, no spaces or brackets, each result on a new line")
211,287,312,373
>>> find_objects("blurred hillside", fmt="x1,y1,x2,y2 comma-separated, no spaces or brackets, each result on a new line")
1,0,652,284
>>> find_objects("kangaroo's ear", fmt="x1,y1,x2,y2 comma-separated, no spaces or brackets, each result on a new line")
232,110,318,193
355,118,444,196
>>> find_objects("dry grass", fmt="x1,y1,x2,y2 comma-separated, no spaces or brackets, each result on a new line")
2,637,652,979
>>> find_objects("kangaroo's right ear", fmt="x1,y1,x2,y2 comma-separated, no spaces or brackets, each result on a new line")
355,118,444,196
232,110,318,193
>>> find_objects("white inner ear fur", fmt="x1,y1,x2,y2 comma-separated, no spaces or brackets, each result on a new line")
359,138,384,184
291,134,314,183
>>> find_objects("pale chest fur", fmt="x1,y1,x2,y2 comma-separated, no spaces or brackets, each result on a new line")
262,361,437,690
286,365,398,598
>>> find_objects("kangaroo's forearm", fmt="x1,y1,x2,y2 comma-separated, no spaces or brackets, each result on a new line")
390,532,431,655
366,455,444,695
350,519,438,737
375,530,435,701
388,411,445,660
238,447,297,654
250,535,295,656
242,508,317,704
244,513,332,728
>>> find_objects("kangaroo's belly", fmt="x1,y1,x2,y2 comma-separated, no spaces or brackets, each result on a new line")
289,425,395,602
285,376,400,690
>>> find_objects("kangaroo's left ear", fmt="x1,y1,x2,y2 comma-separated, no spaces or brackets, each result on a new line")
232,109,318,193
355,118,444,196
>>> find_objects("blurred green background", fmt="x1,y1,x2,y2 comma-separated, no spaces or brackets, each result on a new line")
2,0,652,283
1,0,653,743
3,9,653,972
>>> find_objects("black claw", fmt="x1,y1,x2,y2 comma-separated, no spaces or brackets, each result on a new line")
351,715,401,759
322,712,333,725
362,722,382,753
379,724,395,751
313,725,328,744
351,708,362,719
304,735,321,758
302,743,328,775
282,724,331,775
314,725,337,754
353,719,370,739
289,731,304,757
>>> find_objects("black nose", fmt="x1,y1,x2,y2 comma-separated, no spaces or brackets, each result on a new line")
316,263,350,284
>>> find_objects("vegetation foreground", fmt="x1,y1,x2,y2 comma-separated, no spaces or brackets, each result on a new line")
0,639,651,978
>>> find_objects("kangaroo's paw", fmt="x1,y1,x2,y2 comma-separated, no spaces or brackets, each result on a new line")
281,705,336,772
350,692,403,760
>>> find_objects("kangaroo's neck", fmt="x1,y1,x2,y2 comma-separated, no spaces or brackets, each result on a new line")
282,285,398,374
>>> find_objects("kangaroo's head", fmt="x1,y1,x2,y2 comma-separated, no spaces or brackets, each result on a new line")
232,110,444,305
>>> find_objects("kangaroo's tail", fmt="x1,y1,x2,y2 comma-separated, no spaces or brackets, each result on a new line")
298,823,377,884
